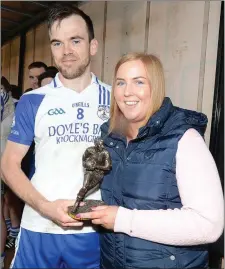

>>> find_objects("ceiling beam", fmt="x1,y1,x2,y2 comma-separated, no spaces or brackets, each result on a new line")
2,8,48,45
2,28,11,32
2,18,20,25
30,1,50,8
1,2,81,45
1,5,33,18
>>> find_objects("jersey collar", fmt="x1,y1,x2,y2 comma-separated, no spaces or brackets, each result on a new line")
49,72,100,89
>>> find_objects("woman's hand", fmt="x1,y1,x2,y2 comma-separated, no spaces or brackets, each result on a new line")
77,205,119,230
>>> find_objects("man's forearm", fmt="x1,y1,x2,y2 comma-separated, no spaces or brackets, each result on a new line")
2,164,48,215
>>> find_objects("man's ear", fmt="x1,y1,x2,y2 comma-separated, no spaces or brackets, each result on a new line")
90,39,98,56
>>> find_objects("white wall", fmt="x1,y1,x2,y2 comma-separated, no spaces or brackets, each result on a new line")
1,1,221,145
80,1,221,145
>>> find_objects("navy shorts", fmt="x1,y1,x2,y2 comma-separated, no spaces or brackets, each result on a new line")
11,228,100,268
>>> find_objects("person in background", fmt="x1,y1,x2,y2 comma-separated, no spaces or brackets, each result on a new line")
1,77,20,267
24,62,47,93
23,62,47,178
1,77,23,251
10,85,21,104
0,79,11,269
78,53,224,269
38,70,57,87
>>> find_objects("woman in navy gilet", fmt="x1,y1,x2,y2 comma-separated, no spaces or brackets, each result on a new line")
78,53,224,269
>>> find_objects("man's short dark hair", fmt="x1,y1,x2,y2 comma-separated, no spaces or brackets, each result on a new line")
28,62,47,71
38,71,56,87
47,4,95,42
1,76,11,92
11,84,22,100
46,66,58,74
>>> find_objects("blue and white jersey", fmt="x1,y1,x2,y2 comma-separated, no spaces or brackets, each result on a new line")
8,73,111,234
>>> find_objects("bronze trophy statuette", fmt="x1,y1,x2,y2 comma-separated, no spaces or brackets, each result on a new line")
68,139,112,220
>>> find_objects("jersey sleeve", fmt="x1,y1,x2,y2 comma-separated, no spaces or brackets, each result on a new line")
8,94,44,146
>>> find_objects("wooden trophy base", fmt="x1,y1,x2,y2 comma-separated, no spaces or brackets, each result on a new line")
68,199,105,220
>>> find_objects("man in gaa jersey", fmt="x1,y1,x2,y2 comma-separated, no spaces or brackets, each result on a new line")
1,4,111,268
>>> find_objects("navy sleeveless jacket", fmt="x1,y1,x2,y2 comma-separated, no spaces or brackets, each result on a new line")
100,97,209,269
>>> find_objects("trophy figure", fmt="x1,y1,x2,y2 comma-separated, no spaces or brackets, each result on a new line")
68,139,112,220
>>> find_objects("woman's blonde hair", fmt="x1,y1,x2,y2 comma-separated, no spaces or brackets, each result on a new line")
109,53,165,134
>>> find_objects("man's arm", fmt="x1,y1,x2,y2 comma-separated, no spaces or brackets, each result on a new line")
1,141,48,214
2,94,83,227
1,141,83,227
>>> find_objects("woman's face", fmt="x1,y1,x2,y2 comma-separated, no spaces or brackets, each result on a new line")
114,60,151,127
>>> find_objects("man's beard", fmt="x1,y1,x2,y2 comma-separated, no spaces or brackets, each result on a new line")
57,56,91,79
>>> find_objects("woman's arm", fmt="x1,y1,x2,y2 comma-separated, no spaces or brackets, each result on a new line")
114,128,224,245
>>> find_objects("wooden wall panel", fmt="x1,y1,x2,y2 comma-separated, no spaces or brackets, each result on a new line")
1,37,20,85
80,1,105,79
1,1,221,144
147,1,205,111
23,29,35,91
103,1,147,84
23,23,52,92
34,23,52,65
202,1,221,144
1,43,11,81
9,36,20,85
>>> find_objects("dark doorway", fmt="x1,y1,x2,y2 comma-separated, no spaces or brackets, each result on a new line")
209,2,224,269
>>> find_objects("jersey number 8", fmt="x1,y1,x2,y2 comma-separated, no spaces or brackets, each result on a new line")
77,108,84,120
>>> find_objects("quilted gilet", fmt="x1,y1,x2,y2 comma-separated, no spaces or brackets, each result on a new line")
100,97,209,269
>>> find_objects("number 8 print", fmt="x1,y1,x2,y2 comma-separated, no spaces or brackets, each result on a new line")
77,108,84,120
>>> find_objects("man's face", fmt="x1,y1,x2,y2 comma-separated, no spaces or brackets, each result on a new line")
29,67,46,89
49,15,98,80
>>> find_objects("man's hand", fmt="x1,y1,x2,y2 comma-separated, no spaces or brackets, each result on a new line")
39,199,84,228
77,205,119,230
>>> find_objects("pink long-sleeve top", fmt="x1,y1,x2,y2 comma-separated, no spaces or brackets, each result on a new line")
114,128,224,245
